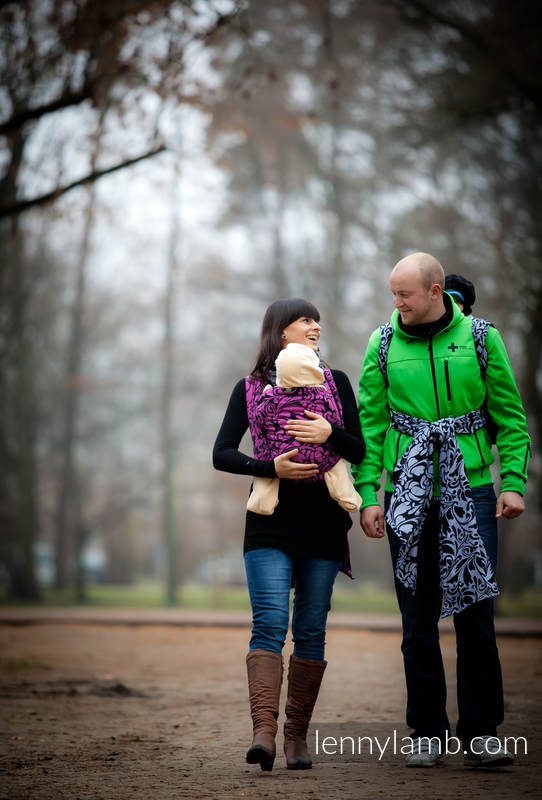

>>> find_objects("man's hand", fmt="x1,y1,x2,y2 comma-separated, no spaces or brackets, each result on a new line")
360,505,385,538
274,449,318,480
496,491,525,519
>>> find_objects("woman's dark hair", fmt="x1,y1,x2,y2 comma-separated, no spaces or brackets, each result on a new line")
251,298,321,380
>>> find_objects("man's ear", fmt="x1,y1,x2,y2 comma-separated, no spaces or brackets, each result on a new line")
431,283,443,301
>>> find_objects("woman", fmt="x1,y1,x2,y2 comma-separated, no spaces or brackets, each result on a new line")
213,298,365,772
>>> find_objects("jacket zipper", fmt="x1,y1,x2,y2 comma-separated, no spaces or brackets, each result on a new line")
444,360,452,401
428,336,441,418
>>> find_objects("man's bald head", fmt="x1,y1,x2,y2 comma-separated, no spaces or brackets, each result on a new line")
391,252,445,291
390,252,446,325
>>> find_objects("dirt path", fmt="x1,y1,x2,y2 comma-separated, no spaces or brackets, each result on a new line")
0,623,540,799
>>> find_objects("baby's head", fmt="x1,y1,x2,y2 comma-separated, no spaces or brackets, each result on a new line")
275,343,324,388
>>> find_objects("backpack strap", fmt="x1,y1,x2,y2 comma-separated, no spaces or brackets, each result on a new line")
470,317,492,381
377,323,393,388
470,316,498,444
377,318,493,384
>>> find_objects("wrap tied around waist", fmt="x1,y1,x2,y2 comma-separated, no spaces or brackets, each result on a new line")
386,407,498,617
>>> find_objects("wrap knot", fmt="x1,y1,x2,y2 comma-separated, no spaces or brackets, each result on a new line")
386,407,498,617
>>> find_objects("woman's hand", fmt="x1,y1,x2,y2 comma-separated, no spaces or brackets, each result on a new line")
274,449,318,479
284,411,332,444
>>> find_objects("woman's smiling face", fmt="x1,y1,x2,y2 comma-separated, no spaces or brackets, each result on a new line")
282,316,321,350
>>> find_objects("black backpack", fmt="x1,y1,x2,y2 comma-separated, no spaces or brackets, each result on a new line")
377,317,498,444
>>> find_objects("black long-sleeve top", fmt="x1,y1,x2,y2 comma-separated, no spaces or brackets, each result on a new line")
213,370,365,562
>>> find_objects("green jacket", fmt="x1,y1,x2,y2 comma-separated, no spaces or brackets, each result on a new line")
352,296,531,508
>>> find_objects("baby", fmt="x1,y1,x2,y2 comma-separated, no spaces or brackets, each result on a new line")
247,343,362,515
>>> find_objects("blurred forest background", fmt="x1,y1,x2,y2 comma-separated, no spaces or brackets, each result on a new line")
1,0,541,611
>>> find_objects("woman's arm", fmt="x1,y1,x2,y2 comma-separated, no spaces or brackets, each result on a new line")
327,370,366,464
212,379,277,477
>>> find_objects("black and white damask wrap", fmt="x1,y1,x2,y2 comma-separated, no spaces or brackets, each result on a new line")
386,407,499,617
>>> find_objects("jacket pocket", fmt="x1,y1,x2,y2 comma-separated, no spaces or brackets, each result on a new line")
473,430,486,466
384,429,409,475
394,433,402,468
458,430,494,476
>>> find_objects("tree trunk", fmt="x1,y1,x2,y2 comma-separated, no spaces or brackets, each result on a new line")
320,0,347,364
54,112,105,590
53,184,95,589
270,183,289,299
523,283,542,511
0,125,40,600
161,165,181,607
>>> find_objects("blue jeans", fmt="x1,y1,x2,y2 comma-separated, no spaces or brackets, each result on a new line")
244,547,341,661
386,484,503,743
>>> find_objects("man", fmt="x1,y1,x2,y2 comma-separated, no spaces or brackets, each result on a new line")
352,252,530,768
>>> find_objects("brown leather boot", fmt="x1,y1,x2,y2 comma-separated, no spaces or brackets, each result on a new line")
246,649,283,771
283,654,327,769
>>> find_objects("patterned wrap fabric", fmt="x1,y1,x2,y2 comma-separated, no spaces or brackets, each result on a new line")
386,407,499,617
245,368,344,482
245,368,353,579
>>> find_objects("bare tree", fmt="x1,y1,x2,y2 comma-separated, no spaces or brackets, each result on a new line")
160,163,181,606
53,107,107,591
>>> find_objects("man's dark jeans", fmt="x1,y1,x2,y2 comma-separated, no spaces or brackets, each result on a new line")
386,484,504,743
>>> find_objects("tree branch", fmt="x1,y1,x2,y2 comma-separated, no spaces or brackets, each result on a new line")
0,144,167,218
388,0,542,114
0,87,93,137
0,1,246,138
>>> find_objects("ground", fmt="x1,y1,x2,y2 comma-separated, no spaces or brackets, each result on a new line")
0,622,541,799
